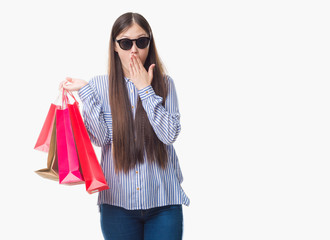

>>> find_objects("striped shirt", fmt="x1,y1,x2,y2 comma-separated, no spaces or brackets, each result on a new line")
78,74,190,210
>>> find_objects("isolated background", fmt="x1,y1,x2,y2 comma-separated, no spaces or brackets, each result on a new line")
0,0,329,239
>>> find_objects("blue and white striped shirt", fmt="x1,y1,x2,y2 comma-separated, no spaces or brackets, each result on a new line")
78,74,190,210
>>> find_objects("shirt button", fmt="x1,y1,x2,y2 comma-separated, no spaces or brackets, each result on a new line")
136,171,138,174
145,90,148,94
132,106,134,109
137,187,140,190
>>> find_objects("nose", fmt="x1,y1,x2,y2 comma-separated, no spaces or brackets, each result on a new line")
130,41,138,54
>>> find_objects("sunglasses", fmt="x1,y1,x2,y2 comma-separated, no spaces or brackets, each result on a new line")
115,37,151,50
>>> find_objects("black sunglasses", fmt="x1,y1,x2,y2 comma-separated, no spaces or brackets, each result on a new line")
115,37,151,50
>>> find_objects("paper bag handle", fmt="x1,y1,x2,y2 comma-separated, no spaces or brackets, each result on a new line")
61,89,79,109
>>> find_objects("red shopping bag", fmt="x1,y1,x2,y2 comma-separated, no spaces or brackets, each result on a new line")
35,118,59,181
67,91,109,193
34,104,60,152
56,90,84,185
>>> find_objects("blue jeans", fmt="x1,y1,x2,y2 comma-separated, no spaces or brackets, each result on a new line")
99,204,183,240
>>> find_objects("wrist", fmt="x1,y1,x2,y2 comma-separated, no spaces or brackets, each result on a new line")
137,83,150,91
80,81,88,90
78,83,92,101
138,85,155,100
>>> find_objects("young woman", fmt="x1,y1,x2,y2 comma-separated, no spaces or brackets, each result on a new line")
61,12,190,240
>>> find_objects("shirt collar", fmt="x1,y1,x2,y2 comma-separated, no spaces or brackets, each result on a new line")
124,76,130,82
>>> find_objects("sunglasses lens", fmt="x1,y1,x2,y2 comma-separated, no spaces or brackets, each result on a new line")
136,37,150,49
119,39,132,50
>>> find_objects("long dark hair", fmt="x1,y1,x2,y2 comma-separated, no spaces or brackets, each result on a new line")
108,12,168,173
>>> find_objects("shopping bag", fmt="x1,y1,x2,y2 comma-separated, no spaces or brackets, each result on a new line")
56,90,84,185
68,96,109,194
35,118,59,181
34,103,60,152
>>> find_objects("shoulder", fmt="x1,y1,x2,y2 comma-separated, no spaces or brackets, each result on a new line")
88,74,109,92
89,74,109,86
164,74,173,83
163,74,177,91
87,74,109,102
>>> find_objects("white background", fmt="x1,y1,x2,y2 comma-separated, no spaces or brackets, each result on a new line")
0,0,329,239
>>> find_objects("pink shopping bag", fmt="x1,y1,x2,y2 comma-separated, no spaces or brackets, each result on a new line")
56,89,84,185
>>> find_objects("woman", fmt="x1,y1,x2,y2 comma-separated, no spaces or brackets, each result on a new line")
61,12,189,240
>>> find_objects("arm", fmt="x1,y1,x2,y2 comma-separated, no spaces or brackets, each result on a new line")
138,75,181,145
78,77,112,147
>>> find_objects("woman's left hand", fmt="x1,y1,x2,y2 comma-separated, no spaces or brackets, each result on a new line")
129,54,156,90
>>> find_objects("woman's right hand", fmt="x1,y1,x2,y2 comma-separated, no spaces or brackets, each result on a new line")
59,77,88,92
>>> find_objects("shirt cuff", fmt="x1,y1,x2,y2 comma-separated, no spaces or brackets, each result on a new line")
78,83,93,102
138,85,155,101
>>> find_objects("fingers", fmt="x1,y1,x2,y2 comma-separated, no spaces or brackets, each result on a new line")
148,64,156,79
62,82,71,90
63,85,75,91
130,55,138,74
61,78,88,91
129,61,134,78
59,80,66,90
131,55,137,71
129,60,135,75
59,77,74,91
132,55,142,70
130,55,143,73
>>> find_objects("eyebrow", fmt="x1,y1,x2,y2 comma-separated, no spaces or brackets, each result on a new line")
120,33,148,38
